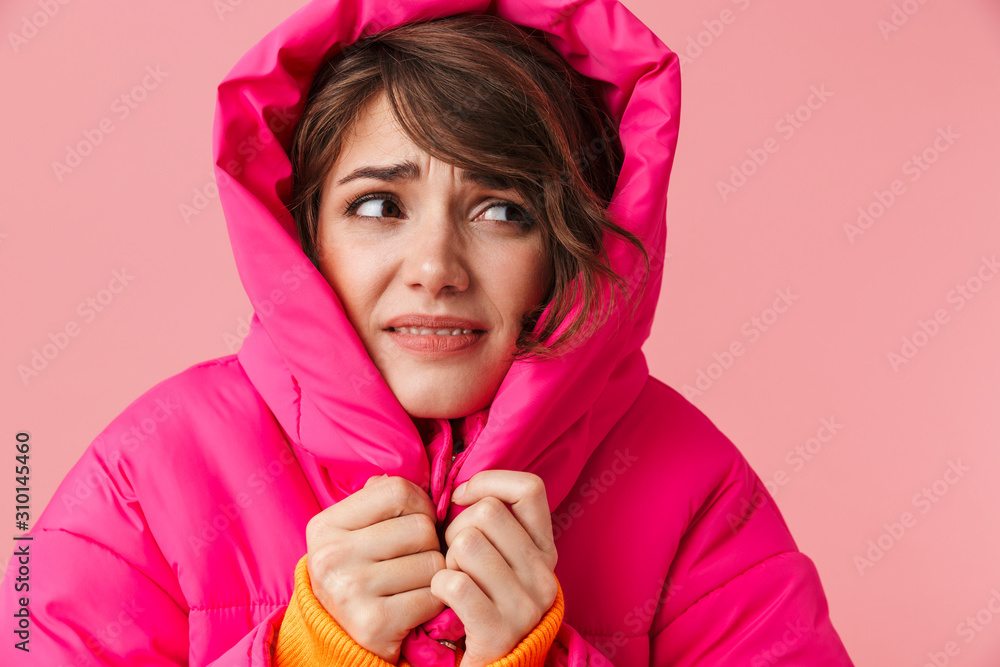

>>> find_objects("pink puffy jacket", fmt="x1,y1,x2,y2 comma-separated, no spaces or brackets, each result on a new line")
2,0,856,665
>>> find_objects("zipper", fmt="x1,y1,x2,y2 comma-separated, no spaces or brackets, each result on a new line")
428,412,486,527
428,418,474,529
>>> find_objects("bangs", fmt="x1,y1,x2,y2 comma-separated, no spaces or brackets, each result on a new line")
371,37,563,221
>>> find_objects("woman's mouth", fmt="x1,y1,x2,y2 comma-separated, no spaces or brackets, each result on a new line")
388,327,483,335
385,327,486,355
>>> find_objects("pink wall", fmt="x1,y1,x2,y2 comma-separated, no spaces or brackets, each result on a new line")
2,0,998,664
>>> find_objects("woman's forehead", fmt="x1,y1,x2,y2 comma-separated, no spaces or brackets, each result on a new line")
319,90,527,202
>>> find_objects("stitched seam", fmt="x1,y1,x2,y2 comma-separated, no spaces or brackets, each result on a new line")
38,527,189,614
653,551,801,637
187,354,240,371
290,372,302,442
189,602,289,612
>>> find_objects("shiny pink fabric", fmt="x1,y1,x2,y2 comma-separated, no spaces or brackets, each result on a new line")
1,0,856,665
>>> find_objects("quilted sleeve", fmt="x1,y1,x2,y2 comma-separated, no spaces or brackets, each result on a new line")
647,453,856,666
649,551,853,666
0,435,285,667
0,525,191,666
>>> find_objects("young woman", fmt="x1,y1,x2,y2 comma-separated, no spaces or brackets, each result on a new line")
1,0,855,665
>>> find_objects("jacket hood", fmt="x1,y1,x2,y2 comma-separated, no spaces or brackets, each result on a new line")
215,0,679,523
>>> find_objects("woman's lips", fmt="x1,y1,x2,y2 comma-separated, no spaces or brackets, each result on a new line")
386,328,486,355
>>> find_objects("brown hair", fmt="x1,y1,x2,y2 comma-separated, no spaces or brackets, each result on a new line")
286,13,649,361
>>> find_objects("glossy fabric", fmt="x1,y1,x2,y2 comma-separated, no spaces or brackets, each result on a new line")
1,0,855,665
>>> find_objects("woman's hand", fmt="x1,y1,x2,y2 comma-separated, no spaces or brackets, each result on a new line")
305,474,447,664
432,471,559,667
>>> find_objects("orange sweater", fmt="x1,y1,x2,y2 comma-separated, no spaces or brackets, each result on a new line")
273,554,565,667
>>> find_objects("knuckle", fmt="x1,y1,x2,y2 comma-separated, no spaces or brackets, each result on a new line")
309,542,341,574
443,571,472,598
425,550,447,579
451,529,471,554
304,514,326,546
410,513,440,551
331,568,368,602
537,573,559,607
411,511,437,535
351,608,383,645
521,543,545,569
319,536,351,565
452,527,484,555
523,473,546,498
383,476,412,505
429,549,447,571
476,496,505,521
362,604,389,630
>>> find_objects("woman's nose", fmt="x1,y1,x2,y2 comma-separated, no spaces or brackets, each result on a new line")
399,215,470,296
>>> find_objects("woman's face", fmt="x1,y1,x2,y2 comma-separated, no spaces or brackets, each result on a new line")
316,91,552,420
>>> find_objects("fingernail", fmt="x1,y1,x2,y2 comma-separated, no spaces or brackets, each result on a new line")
452,483,468,501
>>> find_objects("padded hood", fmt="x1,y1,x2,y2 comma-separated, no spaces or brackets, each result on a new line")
215,0,679,523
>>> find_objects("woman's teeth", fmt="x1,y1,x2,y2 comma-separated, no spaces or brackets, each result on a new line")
391,327,474,335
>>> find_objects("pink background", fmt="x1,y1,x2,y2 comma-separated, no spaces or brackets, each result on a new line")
2,0,999,664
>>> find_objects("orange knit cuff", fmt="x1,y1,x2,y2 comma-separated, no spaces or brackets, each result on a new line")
273,554,565,667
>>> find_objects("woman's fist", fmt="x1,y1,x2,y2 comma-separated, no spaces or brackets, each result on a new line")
305,474,447,663
431,471,559,667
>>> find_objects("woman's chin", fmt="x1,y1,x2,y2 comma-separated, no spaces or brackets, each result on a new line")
380,349,514,421
397,385,493,421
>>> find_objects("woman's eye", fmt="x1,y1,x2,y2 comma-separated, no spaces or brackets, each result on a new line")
345,194,532,227
354,197,401,219
482,202,532,226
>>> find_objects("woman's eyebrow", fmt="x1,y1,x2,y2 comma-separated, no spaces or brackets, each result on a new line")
336,160,512,190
